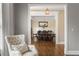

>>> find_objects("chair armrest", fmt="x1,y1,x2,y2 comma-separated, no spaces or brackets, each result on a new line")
10,50,21,56
28,45,35,49
28,45,38,55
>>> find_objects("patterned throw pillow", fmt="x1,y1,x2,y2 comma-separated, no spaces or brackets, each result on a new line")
12,43,29,55
7,36,21,45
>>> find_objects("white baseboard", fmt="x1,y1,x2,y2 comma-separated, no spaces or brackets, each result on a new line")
65,50,79,55
56,41,64,44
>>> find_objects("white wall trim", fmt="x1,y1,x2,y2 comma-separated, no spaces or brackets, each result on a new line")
28,4,31,44
30,4,65,11
65,51,79,55
31,11,60,16
55,12,59,44
64,4,68,55
56,41,64,44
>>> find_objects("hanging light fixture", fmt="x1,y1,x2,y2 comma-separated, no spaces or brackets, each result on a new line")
45,8,50,15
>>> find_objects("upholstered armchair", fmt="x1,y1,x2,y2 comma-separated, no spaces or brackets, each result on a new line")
5,35,38,56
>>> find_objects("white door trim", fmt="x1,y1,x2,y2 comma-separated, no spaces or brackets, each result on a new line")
55,12,59,44
64,4,68,55
28,4,31,44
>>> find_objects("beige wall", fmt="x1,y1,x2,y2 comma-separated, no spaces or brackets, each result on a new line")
31,16,56,34
58,10,64,43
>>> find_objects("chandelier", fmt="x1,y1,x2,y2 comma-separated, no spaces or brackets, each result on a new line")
45,8,50,15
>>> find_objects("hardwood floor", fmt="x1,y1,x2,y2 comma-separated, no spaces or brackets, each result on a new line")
33,41,64,56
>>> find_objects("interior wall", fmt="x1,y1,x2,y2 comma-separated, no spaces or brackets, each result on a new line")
58,10,64,43
0,3,2,55
66,4,79,55
14,3,29,43
31,16,56,34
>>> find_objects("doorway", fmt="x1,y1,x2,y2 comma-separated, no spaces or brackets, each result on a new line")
28,4,66,56
31,16,56,44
